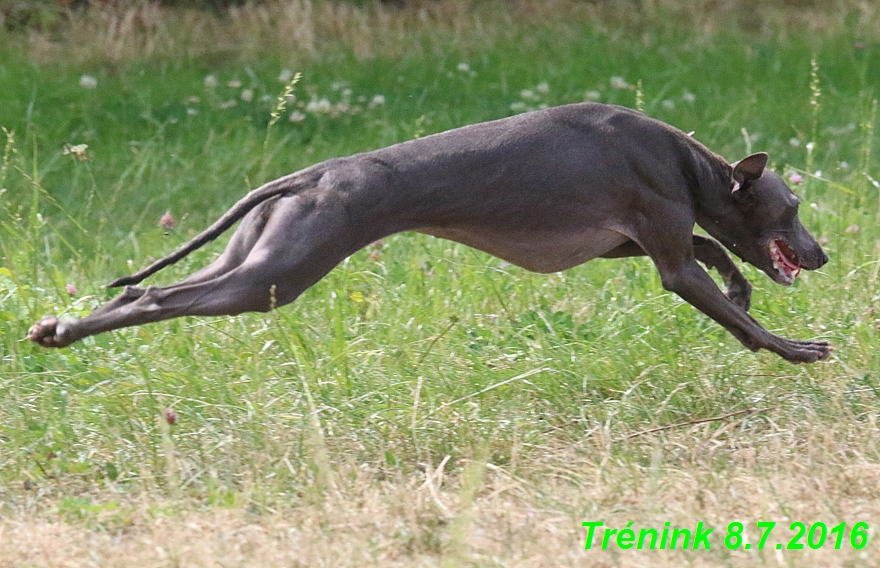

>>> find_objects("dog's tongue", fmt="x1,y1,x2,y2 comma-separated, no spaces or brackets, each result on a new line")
780,252,799,276
770,239,801,279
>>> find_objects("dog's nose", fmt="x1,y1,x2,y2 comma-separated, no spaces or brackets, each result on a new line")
820,249,829,267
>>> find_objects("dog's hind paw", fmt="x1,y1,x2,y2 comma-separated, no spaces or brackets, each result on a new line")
27,316,76,348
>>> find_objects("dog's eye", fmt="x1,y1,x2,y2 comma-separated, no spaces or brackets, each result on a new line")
782,204,799,223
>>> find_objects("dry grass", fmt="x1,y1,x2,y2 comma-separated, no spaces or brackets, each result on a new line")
3,413,879,567
23,0,514,64
16,0,880,66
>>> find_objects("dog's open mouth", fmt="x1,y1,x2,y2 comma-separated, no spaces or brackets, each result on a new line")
768,238,801,284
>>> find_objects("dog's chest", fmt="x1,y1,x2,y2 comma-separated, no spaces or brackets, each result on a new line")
415,226,629,273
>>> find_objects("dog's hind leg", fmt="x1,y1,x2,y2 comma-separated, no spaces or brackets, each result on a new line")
601,236,751,311
170,196,283,286
28,193,371,347
29,196,287,345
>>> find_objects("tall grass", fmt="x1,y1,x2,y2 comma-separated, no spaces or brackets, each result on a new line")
1,1,880,565
10,0,880,65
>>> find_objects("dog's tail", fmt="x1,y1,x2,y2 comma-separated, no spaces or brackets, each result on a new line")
107,174,311,288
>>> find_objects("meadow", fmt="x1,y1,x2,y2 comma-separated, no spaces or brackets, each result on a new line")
1,0,880,565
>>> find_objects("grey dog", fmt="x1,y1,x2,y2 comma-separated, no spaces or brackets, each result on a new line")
29,103,830,363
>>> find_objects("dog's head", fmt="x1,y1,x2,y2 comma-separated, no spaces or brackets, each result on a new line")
711,153,828,286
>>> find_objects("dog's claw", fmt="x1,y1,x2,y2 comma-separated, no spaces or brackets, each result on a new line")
27,316,75,348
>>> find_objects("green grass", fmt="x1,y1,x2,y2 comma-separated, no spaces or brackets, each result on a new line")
1,2,880,565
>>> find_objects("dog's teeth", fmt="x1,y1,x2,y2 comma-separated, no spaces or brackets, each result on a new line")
768,239,799,283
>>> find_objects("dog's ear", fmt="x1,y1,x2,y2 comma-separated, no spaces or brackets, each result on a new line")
730,152,768,200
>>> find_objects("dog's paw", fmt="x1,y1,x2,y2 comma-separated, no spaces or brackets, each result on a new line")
725,278,752,312
777,338,831,364
27,316,75,348
726,289,751,312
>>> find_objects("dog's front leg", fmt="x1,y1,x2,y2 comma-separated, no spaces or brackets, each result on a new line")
656,259,829,363
602,236,752,311
638,205,829,363
691,235,751,311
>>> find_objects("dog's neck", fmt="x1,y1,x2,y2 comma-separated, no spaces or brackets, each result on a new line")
678,136,738,234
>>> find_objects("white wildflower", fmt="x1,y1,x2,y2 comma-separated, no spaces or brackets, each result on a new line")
457,62,471,73
204,74,218,87
369,95,386,108
186,108,198,116
520,89,536,101
187,96,201,104
536,82,549,94
510,101,528,112
289,111,306,123
682,91,696,103
227,79,242,88
79,75,98,89
584,90,601,101
62,143,89,160
661,99,676,110
306,98,332,113
278,69,293,83
241,89,254,102
609,76,631,90
316,98,333,113
789,137,801,147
